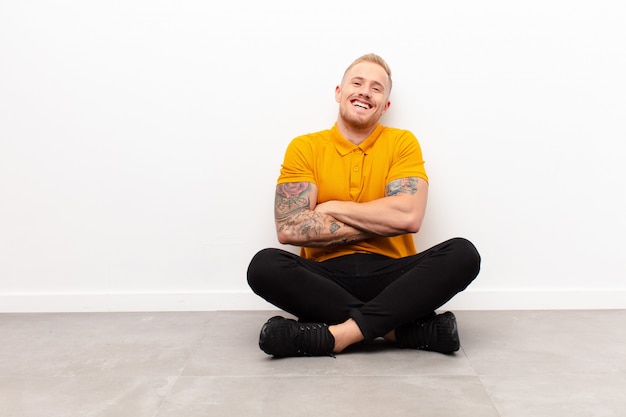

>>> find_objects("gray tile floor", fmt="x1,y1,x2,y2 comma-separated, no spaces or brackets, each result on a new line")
1,309,625,417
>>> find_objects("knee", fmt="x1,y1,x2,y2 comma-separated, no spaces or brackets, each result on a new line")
450,237,481,264
448,237,481,282
247,248,283,292
247,248,272,288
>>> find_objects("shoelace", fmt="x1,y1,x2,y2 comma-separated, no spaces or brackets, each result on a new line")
296,323,335,357
397,313,458,352
398,320,432,349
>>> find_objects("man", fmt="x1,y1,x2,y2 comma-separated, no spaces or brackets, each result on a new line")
247,53,481,358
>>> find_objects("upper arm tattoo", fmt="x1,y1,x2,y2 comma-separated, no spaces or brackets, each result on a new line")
275,182,312,221
385,177,419,196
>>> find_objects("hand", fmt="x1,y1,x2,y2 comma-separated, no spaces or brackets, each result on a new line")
314,200,340,216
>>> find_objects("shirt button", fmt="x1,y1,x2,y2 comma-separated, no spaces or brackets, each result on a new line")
353,167,359,172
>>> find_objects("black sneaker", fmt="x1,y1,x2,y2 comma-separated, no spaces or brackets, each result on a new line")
395,311,460,354
258,316,335,357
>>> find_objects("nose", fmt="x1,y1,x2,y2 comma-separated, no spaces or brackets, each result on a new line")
357,85,370,97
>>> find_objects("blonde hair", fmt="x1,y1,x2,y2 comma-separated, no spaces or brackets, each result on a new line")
343,53,392,91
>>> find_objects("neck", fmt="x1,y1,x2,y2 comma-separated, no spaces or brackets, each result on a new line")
336,118,378,146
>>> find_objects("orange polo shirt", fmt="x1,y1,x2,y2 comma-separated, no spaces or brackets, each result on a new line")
278,123,429,262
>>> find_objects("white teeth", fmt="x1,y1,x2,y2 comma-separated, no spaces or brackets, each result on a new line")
354,102,369,109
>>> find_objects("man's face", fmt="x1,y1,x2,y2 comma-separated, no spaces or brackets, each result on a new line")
335,61,391,130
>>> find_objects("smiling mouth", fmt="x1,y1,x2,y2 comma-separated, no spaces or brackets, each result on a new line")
352,100,371,110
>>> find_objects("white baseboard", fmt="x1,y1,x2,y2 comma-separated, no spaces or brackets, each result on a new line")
1,289,625,313
439,289,626,310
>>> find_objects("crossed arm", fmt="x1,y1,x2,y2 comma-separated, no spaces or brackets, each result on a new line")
274,177,428,248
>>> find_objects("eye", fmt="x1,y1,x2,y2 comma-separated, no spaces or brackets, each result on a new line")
373,87,381,92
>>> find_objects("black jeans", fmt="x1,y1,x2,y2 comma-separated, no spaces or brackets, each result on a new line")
247,237,481,342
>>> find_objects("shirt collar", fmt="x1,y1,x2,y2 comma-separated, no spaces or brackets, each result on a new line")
330,123,384,156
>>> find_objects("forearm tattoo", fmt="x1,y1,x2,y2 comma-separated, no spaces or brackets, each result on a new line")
385,177,419,196
275,182,323,238
275,182,353,244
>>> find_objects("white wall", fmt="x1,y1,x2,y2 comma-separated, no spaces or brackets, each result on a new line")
1,1,625,312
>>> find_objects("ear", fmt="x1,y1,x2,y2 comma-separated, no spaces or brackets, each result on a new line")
335,85,341,103
381,100,391,115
